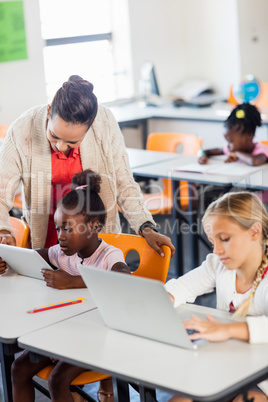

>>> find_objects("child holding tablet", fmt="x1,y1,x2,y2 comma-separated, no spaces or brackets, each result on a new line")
198,103,268,166
11,169,129,402
166,191,268,401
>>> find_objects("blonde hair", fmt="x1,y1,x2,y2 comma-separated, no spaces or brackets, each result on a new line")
202,191,268,317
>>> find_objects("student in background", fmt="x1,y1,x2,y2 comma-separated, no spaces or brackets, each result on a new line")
0,75,175,258
165,192,268,402
11,169,129,402
198,103,268,166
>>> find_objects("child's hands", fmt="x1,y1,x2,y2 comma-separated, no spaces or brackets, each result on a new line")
225,152,238,163
183,314,232,342
0,258,8,275
41,268,86,289
0,231,16,246
198,155,209,164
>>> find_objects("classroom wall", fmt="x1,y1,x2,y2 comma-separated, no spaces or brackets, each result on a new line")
127,0,241,98
237,0,268,82
0,0,267,125
0,0,47,124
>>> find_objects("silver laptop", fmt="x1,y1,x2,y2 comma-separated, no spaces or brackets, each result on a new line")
78,265,219,350
0,244,53,280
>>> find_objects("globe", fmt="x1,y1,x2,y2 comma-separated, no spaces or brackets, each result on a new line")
232,75,261,104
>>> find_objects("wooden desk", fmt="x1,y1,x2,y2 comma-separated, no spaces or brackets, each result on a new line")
18,304,268,402
0,271,95,402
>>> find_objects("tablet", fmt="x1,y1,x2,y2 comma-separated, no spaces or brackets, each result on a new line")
0,244,54,280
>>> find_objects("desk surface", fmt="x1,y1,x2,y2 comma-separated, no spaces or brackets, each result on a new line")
132,155,238,186
111,102,268,125
126,147,180,169
18,304,268,401
0,271,95,343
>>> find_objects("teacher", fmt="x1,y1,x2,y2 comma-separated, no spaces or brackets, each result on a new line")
0,75,175,256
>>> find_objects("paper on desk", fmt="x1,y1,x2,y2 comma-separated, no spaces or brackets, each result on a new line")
173,159,268,177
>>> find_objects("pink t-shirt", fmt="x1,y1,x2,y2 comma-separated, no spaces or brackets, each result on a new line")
223,142,268,158
48,239,125,276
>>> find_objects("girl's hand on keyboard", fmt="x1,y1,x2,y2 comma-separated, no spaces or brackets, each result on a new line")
183,314,232,342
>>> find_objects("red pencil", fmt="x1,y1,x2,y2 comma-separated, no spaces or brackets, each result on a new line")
27,297,84,314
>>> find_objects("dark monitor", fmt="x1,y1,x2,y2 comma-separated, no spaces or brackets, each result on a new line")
140,62,160,96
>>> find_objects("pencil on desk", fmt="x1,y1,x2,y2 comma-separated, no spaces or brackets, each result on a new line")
197,135,206,157
27,297,85,314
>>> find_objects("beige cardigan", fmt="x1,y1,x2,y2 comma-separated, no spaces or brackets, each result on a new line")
0,104,154,248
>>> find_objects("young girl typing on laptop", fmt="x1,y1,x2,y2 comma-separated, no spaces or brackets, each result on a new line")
12,169,129,402
165,192,268,402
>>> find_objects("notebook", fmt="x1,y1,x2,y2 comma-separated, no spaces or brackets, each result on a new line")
78,266,231,350
0,244,53,280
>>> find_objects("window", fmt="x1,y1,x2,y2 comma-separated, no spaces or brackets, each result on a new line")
39,0,133,103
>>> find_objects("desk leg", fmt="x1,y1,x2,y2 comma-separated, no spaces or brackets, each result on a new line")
172,181,184,277
0,342,15,402
113,378,130,402
187,183,199,270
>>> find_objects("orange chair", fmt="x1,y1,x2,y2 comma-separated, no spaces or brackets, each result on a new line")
9,216,29,248
35,233,171,399
13,192,23,210
143,132,201,213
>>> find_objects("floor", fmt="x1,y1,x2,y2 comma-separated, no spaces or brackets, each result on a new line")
0,212,215,401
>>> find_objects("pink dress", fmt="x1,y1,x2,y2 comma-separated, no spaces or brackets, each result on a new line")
48,239,125,275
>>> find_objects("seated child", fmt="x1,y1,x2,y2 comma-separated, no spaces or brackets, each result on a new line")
165,191,268,402
198,103,268,166
11,169,130,402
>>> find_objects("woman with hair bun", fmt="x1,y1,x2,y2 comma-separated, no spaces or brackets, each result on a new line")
0,75,175,257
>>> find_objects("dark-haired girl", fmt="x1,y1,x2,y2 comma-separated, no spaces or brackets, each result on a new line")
198,103,268,166
0,75,175,258
11,169,130,402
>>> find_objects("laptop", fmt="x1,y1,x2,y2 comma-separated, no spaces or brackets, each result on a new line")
0,244,54,280
78,266,228,350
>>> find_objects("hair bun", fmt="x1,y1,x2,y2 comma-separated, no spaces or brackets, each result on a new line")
67,75,94,92
72,169,101,193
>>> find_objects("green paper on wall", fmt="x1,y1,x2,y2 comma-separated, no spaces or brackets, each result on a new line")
0,1,27,62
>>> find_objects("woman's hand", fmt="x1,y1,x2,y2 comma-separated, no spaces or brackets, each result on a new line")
142,229,175,257
41,269,86,289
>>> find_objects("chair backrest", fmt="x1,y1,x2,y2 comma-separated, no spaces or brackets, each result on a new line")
146,133,201,209
9,217,30,248
0,125,9,140
98,233,171,283
146,132,201,155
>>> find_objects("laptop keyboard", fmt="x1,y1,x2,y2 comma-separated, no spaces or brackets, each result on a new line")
186,329,207,346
